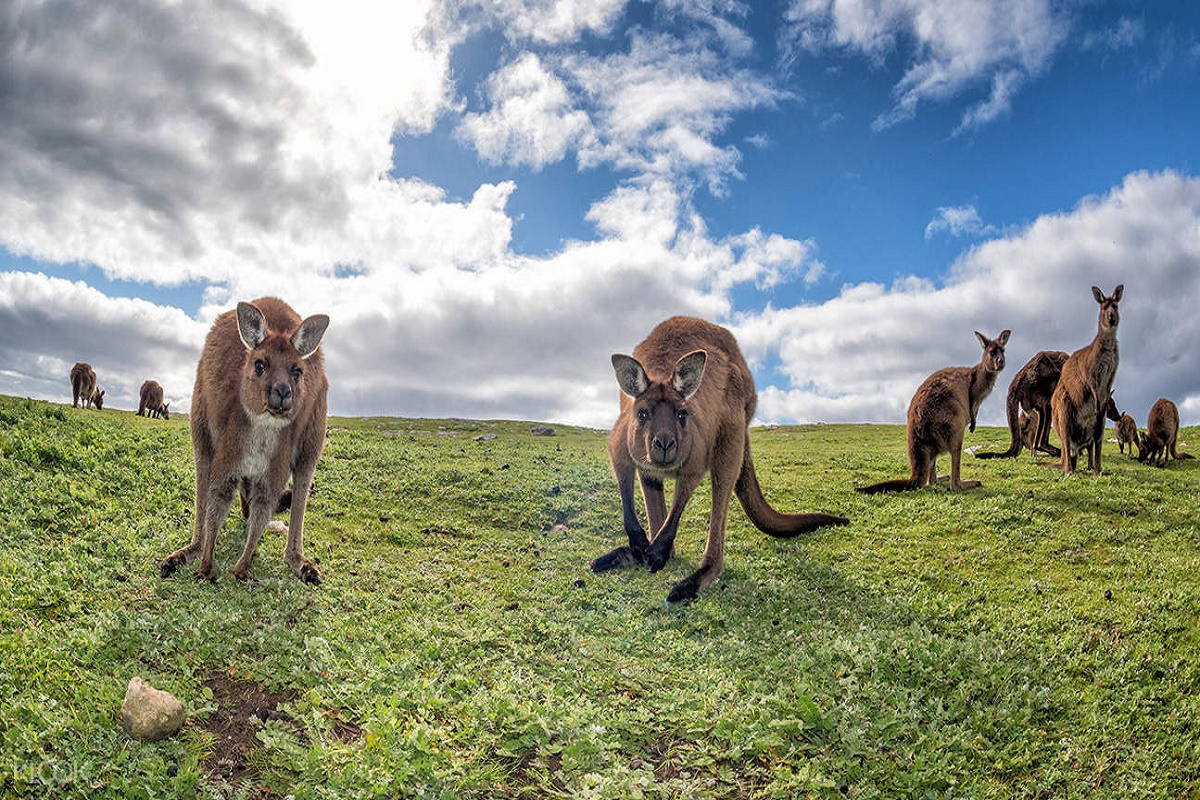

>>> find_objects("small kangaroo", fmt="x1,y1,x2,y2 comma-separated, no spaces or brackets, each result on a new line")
160,297,329,584
1116,412,1138,455
137,380,170,420
70,362,104,410
975,350,1068,459
592,316,848,603
1050,285,1122,476
1137,398,1194,466
857,330,1009,494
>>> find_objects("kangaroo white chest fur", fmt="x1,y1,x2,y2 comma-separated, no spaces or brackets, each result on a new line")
237,412,290,479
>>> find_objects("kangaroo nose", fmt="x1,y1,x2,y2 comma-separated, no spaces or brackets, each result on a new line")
268,384,293,413
652,432,677,463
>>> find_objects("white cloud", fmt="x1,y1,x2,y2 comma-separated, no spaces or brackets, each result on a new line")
456,53,592,169
565,31,785,192
1081,17,1144,52
783,0,1067,132
447,0,628,45
924,205,998,239
738,170,1200,427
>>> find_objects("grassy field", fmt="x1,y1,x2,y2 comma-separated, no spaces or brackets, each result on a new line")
1,393,1199,799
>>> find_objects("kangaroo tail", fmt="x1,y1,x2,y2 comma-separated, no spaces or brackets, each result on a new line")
855,478,920,494
735,433,848,537
975,383,1021,459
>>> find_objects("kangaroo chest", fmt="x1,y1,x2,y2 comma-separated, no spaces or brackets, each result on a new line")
237,415,292,479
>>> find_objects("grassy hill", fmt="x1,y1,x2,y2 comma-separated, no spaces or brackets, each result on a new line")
1,393,1198,798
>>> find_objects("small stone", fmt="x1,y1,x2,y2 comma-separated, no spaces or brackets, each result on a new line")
1104,589,1113,600
266,520,288,535
120,677,185,741
573,578,586,589
474,434,498,441
530,425,555,437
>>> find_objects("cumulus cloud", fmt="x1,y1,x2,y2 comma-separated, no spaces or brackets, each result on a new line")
782,0,1067,132
456,53,592,169
738,170,1200,427
564,30,786,193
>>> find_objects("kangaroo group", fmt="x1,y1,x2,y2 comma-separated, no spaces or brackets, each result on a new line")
60,281,1188,601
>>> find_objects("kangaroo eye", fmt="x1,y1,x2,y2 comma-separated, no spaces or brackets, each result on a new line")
676,410,689,425
291,367,303,382
254,360,266,376
636,408,649,424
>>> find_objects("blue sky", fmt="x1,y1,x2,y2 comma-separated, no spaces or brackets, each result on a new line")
2,0,1199,428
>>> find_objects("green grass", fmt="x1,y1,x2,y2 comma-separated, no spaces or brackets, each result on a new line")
1,393,1199,798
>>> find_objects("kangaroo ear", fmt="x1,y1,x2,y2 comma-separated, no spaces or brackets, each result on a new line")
237,302,268,350
611,354,648,398
293,314,330,359
997,329,1011,346
673,350,707,400
1111,284,1124,302
974,331,987,348
1091,286,1104,303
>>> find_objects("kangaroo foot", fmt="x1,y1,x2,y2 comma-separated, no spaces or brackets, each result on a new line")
590,546,643,573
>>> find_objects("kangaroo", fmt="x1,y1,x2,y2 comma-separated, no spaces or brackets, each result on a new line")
1018,410,1039,455
137,380,170,420
1116,412,1138,455
1050,285,1122,476
1137,398,1194,466
591,316,848,603
70,362,104,410
857,330,1009,494
160,297,329,584
975,350,1068,459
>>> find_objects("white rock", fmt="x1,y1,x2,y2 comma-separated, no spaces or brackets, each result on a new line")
120,677,185,741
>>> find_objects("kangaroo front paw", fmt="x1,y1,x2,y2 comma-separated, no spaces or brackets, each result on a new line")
159,555,184,579
591,546,642,572
299,562,322,585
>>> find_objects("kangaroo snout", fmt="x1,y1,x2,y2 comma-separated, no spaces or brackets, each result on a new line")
651,432,677,463
268,383,293,413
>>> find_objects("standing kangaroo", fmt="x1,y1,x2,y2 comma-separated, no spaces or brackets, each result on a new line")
857,330,1009,494
1137,398,1193,466
592,316,848,603
160,297,329,584
975,350,1068,459
1116,412,1138,455
70,362,104,410
138,380,170,419
1050,285,1122,476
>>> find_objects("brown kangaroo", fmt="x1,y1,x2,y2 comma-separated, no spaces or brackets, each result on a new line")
592,316,848,603
137,380,170,420
160,297,329,584
975,350,1068,459
1137,398,1194,466
1050,285,1122,476
1116,412,1138,455
857,330,1009,494
70,362,104,410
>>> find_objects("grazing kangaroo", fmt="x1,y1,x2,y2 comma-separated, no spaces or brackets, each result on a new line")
1050,285,1122,476
857,330,1009,494
70,362,104,410
1137,398,1194,466
592,316,849,603
160,297,329,584
1116,412,1138,455
137,380,170,420
975,350,1068,459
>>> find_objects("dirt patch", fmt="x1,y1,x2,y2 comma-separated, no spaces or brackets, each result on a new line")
201,671,303,787
200,671,365,790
